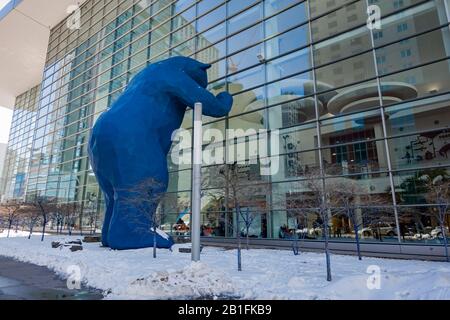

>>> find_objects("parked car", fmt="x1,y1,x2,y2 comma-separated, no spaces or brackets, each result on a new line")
431,226,450,238
307,226,342,238
159,223,172,232
359,223,397,238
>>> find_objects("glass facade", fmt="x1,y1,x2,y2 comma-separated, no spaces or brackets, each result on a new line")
3,0,450,245
1,86,40,200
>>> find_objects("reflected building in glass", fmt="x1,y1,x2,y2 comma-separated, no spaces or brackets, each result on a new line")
2,0,450,250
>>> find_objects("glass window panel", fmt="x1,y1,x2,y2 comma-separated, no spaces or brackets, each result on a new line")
228,108,267,130
385,93,450,137
321,109,383,146
374,0,448,46
228,0,259,16
322,137,389,176
228,3,262,35
196,39,226,63
270,149,319,182
389,132,450,170
325,176,392,206
227,43,264,75
197,0,223,16
392,167,450,206
314,26,371,67
265,1,308,37
265,24,310,60
197,4,226,33
379,59,450,106
315,52,376,90
267,48,312,82
271,122,317,158
198,23,226,47
228,65,265,94
168,169,191,192
265,0,302,16
174,1,196,22
227,24,264,55
266,72,315,124
230,85,265,118
207,58,226,82
309,0,355,18
311,0,367,43
376,27,450,76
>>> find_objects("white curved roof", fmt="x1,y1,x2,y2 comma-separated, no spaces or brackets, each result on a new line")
0,0,85,108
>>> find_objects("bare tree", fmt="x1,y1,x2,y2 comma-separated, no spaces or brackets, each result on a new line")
284,193,311,256
328,178,367,260
86,194,100,235
31,196,57,242
121,177,166,258
51,208,64,235
59,202,81,236
303,168,332,282
20,203,41,239
239,207,267,250
421,174,450,262
78,202,85,236
0,200,23,238
212,163,270,271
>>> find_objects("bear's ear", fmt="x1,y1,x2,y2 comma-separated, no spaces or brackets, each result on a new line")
199,63,211,70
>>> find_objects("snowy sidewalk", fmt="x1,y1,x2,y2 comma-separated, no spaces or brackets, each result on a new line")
0,234,450,300
0,256,103,300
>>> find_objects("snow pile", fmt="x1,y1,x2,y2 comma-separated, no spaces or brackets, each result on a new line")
0,230,33,238
1,235,450,300
120,262,236,300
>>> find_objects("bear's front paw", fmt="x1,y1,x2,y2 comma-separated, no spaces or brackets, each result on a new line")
215,91,233,114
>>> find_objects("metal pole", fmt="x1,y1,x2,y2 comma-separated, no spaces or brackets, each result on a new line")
191,102,202,262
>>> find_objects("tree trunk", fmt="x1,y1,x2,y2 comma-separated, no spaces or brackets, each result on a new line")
7,220,12,238
79,213,83,236
28,226,33,239
235,201,242,271
352,215,362,260
292,234,300,256
246,228,250,250
440,221,449,262
323,213,332,282
93,214,98,235
60,217,64,234
41,218,47,242
153,231,157,259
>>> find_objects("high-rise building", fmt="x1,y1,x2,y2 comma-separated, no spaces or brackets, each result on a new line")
1,0,450,257
1,86,40,200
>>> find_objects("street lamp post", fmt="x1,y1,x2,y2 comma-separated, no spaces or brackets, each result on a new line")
191,102,202,262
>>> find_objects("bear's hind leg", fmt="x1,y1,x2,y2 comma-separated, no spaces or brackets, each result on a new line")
96,173,114,247
107,189,174,250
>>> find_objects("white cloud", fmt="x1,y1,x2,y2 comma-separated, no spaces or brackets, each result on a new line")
0,106,13,144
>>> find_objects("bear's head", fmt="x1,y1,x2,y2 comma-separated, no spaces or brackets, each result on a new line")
162,56,211,89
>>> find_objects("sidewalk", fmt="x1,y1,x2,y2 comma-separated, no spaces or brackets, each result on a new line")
0,256,103,300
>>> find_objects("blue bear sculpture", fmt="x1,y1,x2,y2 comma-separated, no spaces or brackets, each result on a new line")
88,57,233,250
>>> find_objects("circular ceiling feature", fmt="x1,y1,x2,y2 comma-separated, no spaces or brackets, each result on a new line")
327,81,418,115
340,96,402,114
243,95,324,123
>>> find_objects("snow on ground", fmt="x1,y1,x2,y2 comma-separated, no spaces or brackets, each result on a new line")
0,230,34,238
0,234,450,300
